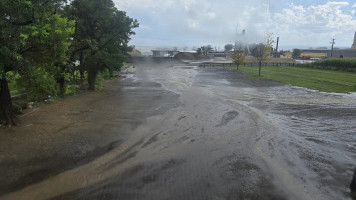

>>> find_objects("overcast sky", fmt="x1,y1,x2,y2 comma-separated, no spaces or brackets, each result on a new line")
114,0,356,50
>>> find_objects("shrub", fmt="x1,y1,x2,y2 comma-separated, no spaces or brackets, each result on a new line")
311,58,356,70
94,72,105,92
17,66,59,102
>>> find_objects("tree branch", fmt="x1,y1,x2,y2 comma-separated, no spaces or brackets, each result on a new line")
11,20,34,26
70,45,91,59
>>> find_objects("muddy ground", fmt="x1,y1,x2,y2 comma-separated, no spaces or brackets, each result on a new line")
0,58,355,200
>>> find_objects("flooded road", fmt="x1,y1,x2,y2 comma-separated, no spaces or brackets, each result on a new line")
1,58,355,200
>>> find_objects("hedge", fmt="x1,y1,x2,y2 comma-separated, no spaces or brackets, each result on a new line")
307,58,356,71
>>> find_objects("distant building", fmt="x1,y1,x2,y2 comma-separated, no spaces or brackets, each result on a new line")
151,50,179,57
299,31,356,58
299,49,356,58
207,51,231,57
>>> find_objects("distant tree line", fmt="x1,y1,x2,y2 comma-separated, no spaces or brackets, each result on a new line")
200,34,275,76
0,0,139,125
196,45,213,56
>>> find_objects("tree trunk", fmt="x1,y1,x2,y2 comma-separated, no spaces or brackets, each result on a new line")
236,63,239,71
58,75,65,95
0,79,15,126
56,65,66,95
79,69,85,86
87,70,97,91
79,52,85,87
258,60,262,76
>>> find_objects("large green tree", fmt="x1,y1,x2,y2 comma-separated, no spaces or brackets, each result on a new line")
67,0,138,90
0,0,75,125
0,0,138,125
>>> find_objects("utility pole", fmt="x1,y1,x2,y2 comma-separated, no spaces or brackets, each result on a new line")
330,39,335,57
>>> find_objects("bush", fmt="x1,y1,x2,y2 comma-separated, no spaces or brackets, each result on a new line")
101,69,112,80
311,58,356,70
6,72,21,91
64,85,77,95
11,98,28,114
94,72,105,92
18,66,59,102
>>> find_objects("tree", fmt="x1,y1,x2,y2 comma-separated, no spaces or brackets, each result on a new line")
67,0,138,90
0,0,138,125
292,48,301,58
199,45,212,56
196,47,202,55
231,52,246,71
224,44,233,52
0,0,75,125
252,33,274,76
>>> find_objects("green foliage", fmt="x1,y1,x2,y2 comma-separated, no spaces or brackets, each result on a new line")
12,102,24,115
17,66,59,102
6,72,21,91
0,0,138,124
101,69,112,79
251,33,274,63
63,72,77,95
1,0,75,98
0,0,74,68
94,72,105,92
309,58,356,70
64,85,77,95
251,33,274,76
231,52,246,66
68,0,138,89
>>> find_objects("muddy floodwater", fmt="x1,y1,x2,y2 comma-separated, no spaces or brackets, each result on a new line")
0,58,355,200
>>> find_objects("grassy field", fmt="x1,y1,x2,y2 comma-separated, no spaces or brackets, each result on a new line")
226,65,356,93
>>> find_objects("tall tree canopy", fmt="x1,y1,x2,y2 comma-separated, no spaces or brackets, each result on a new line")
0,0,138,125
0,0,75,125
68,0,139,90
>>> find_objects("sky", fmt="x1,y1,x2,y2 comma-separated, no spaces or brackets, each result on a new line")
114,0,356,50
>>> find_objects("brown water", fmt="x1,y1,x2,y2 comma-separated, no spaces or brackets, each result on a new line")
1,58,355,200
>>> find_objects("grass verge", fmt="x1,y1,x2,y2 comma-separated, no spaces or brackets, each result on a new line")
226,65,356,93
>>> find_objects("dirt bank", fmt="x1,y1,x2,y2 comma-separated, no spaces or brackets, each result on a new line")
0,80,119,195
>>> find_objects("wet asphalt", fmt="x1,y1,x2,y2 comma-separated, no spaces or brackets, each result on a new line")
1,58,356,200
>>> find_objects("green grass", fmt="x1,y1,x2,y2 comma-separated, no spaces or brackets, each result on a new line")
226,65,356,93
